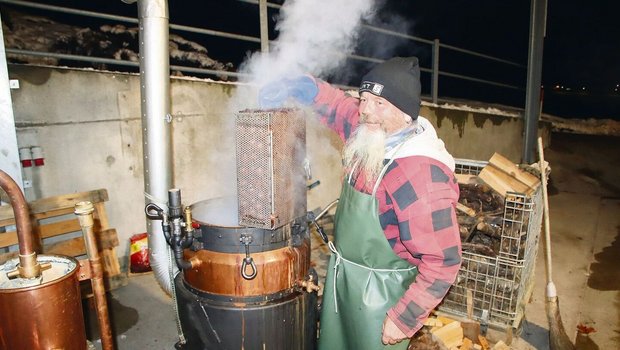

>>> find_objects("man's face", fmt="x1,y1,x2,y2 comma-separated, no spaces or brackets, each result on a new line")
358,91,409,135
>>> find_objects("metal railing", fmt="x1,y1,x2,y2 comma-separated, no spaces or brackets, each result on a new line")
0,0,526,107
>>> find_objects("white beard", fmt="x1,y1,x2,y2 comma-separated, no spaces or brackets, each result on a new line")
343,124,386,181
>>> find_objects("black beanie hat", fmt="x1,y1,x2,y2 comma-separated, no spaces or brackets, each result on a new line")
359,57,421,119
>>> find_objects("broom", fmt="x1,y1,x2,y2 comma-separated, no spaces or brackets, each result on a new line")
537,137,576,350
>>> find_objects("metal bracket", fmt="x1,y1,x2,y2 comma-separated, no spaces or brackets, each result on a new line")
78,258,92,281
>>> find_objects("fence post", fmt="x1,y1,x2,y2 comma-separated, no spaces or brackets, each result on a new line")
522,0,547,163
259,0,269,53
432,39,440,104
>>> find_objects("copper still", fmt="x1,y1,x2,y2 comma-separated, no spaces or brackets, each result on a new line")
0,170,113,350
0,255,86,350
146,109,319,349
0,169,86,349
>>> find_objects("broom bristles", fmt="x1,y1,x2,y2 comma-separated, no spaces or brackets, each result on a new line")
546,296,576,350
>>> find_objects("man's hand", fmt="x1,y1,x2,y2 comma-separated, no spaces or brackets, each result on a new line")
381,316,408,345
258,75,318,109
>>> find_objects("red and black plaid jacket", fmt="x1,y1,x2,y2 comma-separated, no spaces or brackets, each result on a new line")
312,79,462,337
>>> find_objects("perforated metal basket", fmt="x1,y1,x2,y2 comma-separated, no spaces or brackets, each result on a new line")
235,109,307,229
439,159,543,329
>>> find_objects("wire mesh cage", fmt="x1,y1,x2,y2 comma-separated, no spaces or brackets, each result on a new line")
439,159,543,329
235,109,307,230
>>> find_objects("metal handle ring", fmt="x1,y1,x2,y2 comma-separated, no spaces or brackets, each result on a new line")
241,257,258,280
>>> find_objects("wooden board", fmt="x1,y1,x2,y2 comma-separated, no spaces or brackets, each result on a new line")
0,189,123,289
0,227,119,260
479,165,532,196
431,320,463,349
0,189,108,226
478,153,540,197
456,173,479,185
92,202,121,276
488,153,540,189
0,218,82,248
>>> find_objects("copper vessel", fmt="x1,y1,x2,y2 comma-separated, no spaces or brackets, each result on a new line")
0,255,87,350
0,169,88,350
185,196,311,296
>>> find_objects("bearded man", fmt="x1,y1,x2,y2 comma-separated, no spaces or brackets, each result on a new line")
260,57,461,349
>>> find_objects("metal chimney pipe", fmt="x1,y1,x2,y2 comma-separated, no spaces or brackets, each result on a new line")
0,169,41,279
135,0,176,295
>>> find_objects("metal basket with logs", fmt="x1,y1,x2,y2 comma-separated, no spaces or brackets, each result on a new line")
439,156,544,330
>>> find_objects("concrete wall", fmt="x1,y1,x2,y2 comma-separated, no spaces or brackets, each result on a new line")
421,104,547,162
5,65,546,262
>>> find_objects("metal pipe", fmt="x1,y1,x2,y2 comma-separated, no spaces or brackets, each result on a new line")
522,0,547,163
432,39,440,104
133,1,187,344
74,201,115,350
1,0,139,25
0,169,41,279
167,189,193,270
259,0,269,53
135,0,175,295
5,48,249,80
439,42,526,68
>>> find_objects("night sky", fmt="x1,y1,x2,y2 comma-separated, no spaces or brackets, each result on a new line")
5,0,619,119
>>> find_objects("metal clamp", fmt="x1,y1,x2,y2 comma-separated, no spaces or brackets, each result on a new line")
145,203,164,220
240,234,257,280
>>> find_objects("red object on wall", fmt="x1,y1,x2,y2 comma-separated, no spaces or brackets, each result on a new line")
19,147,33,168
31,146,45,166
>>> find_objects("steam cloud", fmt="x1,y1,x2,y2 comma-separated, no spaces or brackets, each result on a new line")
220,0,379,206
225,0,379,144
244,0,377,85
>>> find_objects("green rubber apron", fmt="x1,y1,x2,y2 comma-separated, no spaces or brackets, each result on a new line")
318,153,419,350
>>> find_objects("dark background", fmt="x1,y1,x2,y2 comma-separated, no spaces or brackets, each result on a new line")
5,0,619,120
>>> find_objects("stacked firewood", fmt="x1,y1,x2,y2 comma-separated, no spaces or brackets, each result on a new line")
455,153,542,258
407,314,513,350
443,154,544,313
456,183,505,257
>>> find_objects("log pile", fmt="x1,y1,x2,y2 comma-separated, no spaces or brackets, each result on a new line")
456,153,541,258
443,154,543,320
457,183,504,257
407,314,514,350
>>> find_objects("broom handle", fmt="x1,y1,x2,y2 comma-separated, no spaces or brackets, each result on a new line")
537,137,553,285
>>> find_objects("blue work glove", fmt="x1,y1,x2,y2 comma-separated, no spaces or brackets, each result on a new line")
258,75,318,109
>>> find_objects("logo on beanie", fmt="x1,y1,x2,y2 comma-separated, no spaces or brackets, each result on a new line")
360,81,384,96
